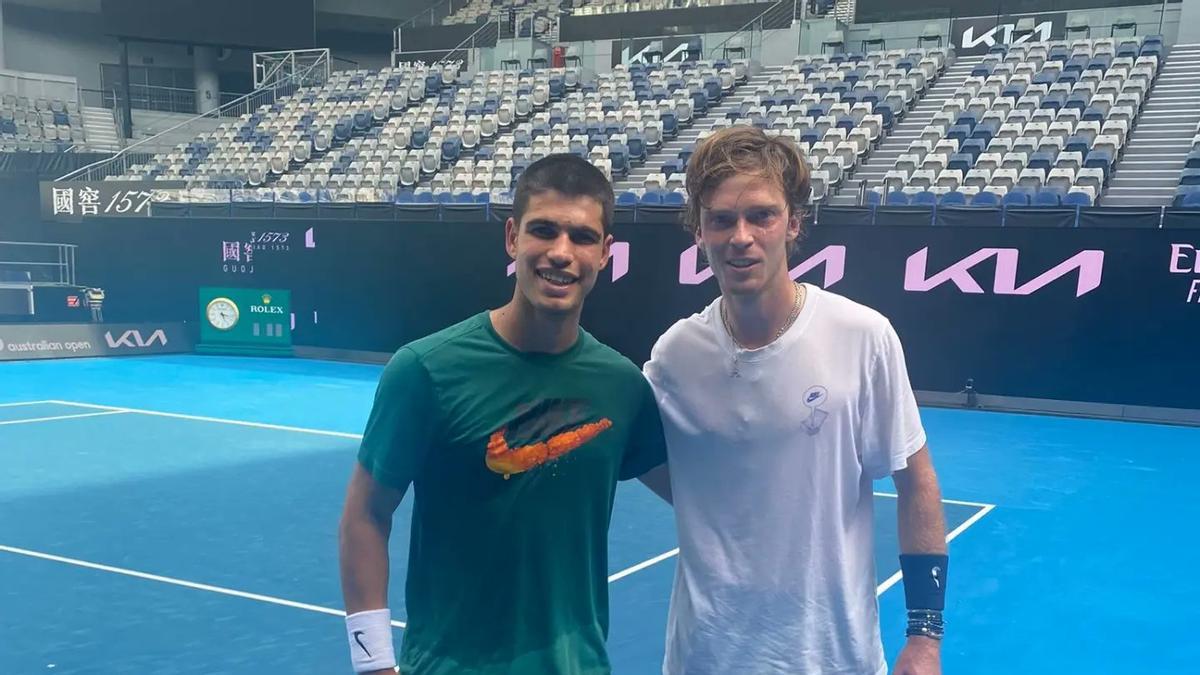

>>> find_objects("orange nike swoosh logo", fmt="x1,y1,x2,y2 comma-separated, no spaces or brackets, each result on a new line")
486,418,613,479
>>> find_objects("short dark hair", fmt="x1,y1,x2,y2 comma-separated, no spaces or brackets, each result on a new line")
512,154,614,233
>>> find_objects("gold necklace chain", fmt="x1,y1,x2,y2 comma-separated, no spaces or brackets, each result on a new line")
721,281,804,351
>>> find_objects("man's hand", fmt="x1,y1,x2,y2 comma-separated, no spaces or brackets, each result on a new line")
893,636,941,675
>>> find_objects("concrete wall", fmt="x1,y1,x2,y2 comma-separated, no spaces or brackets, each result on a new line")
0,4,250,93
1178,0,1200,43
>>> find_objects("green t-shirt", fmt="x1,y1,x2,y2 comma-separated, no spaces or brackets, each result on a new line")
357,311,668,675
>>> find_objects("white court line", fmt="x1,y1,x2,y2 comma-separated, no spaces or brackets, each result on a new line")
874,503,997,597
0,541,693,630
0,400,58,408
7,401,995,612
0,410,130,427
45,400,364,440
0,545,408,629
873,491,995,510
609,548,680,583
618,495,999,585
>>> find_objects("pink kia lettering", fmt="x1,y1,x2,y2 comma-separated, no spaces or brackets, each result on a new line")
905,248,1104,297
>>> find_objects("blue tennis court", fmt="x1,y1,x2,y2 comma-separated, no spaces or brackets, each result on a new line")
1,355,1194,674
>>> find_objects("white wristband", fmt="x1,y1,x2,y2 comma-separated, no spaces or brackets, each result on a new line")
345,608,397,673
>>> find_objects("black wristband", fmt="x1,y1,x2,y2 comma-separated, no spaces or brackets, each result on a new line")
899,554,948,611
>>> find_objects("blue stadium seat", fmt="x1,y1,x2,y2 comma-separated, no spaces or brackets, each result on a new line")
875,103,894,129
910,191,937,207
939,191,967,206
410,127,429,149
661,112,678,138
961,139,987,161
441,138,462,164
1028,151,1056,172
475,192,491,204
1031,72,1057,87
664,191,686,206
610,144,629,176
948,153,974,174
1085,150,1114,171
1186,149,1200,169
1001,85,1026,99
435,191,454,204
971,192,1001,207
1032,189,1063,207
640,190,664,205
616,191,638,207
1181,191,1200,209
1003,191,1030,207
1064,135,1091,155
971,121,998,145
627,135,646,161
414,191,435,204
1041,93,1067,112
1063,191,1093,207
1181,168,1200,185
1081,106,1107,123
947,125,972,145
1116,42,1139,59
1064,93,1090,113
885,190,909,206
454,192,475,204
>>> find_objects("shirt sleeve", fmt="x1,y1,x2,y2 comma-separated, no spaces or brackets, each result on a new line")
356,347,438,490
861,320,927,480
618,377,669,481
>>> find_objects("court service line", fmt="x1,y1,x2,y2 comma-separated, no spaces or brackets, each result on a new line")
873,491,996,510
0,400,58,408
0,544,408,629
874,503,997,597
45,400,365,440
0,410,130,427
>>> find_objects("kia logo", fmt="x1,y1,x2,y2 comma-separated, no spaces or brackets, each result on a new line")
104,329,168,349
904,248,1104,297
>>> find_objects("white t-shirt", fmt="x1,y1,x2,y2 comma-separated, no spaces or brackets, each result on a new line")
643,284,926,675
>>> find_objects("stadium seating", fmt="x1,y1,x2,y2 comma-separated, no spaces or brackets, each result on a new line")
444,0,563,25
115,56,752,206
0,94,86,152
872,36,1159,207
102,33,1172,212
615,46,951,206
1173,123,1200,206
572,0,763,15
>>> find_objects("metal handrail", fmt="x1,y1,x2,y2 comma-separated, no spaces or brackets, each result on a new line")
0,241,78,286
398,0,460,28
707,0,788,60
57,54,329,182
397,17,499,66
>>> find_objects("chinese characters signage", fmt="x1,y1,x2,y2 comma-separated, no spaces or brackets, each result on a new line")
41,181,184,222
221,230,294,276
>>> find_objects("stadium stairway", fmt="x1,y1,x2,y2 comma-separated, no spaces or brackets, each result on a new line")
826,54,983,206
81,106,122,152
1100,43,1200,207
611,66,782,193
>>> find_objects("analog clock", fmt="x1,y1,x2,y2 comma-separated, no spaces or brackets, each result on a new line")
206,297,239,331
